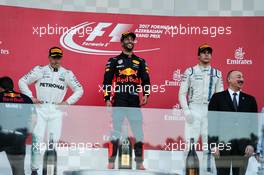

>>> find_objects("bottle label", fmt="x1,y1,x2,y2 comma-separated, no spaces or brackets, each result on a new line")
121,155,130,166
47,164,54,175
188,169,197,175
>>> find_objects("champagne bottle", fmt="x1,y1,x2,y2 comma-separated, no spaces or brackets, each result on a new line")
207,150,212,172
43,133,57,175
186,138,199,175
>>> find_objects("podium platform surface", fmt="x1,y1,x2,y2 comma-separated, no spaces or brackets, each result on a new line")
63,169,177,175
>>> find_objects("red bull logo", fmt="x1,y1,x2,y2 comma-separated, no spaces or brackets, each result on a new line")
4,93,21,98
119,68,138,76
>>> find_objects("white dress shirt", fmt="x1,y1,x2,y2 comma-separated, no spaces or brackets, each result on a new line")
228,88,240,105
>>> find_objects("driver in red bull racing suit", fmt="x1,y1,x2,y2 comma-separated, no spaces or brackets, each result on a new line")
103,32,150,170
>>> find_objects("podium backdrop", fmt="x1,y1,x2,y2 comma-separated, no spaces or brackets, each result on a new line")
0,5,263,109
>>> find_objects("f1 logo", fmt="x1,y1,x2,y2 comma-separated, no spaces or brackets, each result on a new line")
85,23,133,42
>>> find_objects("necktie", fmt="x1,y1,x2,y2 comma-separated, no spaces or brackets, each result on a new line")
233,93,238,111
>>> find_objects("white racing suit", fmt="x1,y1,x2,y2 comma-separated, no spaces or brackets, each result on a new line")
18,65,84,171
179,64,224,145
179,64,223,174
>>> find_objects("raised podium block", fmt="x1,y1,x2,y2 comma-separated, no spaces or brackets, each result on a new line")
63,169,177,175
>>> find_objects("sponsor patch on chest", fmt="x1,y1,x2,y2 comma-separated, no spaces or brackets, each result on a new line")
39,83,65,90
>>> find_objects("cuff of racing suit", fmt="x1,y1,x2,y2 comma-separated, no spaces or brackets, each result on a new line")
142,84,150,97
143,93,150,97
183,109,191,117
104,95,111,101
143,91,150,97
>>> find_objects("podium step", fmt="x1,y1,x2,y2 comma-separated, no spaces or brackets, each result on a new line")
63,169,177,175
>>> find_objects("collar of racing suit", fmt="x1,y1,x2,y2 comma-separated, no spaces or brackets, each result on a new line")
197,64,211,72
120,52,135,58
48,64,60,72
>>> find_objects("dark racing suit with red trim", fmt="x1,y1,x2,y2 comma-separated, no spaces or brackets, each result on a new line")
103,52,150,164
0,90,33,175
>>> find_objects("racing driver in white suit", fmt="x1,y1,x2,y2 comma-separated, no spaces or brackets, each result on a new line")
18,47,84,175
179,44,224,148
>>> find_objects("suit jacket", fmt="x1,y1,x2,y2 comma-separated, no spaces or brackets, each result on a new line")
208,90,258,156
208,90,258,113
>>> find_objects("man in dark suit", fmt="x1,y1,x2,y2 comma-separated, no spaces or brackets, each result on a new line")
209,70,257,113
209,70,258,175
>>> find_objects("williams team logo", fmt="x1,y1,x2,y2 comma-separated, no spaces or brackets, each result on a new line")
227,47,253,65
60,22,160,55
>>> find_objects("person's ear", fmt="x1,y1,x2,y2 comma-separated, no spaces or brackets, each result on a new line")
121,42,125,47
227,77,231,83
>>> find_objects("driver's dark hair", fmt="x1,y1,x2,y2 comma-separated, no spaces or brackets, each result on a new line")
0,76,14,90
